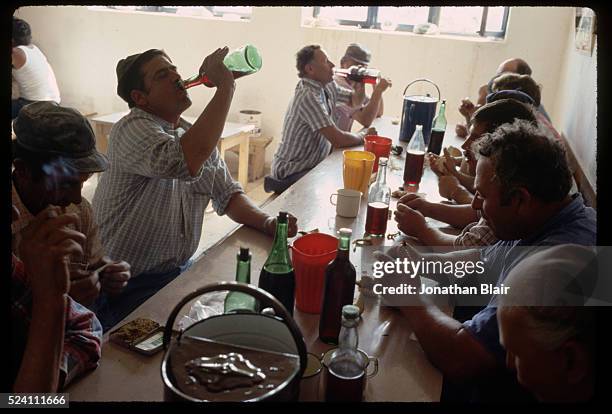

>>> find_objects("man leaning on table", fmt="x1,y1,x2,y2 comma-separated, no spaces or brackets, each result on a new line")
12,102,132,309
378,119,596,401
267,44,389,194
92,47,297,331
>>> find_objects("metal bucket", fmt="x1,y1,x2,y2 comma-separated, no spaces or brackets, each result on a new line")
161,282,307,402
399,79,441,144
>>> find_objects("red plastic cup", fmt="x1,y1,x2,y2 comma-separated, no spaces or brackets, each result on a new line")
364,135,393,172
291,233,338,314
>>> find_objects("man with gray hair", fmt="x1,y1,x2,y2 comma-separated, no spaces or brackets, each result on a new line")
498,244,597,401
267,45,378,194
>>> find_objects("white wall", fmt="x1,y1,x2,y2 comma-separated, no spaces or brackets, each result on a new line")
15,6,579,165
553,9,597,191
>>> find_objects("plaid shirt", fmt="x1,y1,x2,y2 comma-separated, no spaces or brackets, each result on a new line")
454,217,499,247
92,107,243,277
11,180,105,267
11,255,102,389
271,78,353,180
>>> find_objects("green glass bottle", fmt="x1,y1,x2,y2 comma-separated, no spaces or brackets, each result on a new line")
224,247,257,314
180,44,263,89
428,100,447,155
258,212,295,316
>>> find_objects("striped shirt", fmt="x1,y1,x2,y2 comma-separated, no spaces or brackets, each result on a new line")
92,107,243,277
271,78,353,180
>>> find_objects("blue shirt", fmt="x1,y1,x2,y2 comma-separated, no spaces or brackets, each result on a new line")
463,193,597,363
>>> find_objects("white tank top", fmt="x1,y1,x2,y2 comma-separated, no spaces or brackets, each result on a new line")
12,45,60,103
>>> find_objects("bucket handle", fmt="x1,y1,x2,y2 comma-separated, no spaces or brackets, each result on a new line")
162,281,308,377
402,78,441,102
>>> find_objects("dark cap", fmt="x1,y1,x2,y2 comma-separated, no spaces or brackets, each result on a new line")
116,49,168,104
343,43,371,65
13,101,109,173
486,90,535,106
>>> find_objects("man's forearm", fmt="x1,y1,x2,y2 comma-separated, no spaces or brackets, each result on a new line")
13,296,66,392
400,302,496,381
354,90,383,127
424,203,479,228
225,192,270,234
418,226,457,247
320,125,364,148
180,82,235,176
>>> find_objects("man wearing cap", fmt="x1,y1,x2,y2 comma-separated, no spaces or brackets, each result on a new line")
333,43,391,132
12,101,132,308
268,45,381,194
92,48,297,330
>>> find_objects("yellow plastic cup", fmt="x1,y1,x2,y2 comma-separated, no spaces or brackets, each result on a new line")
343,150,376,195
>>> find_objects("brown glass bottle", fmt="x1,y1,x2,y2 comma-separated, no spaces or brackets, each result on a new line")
319,228,356,344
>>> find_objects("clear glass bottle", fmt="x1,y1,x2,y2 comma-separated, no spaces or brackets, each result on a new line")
324,305,367,402
258,212,295,316
334,66,380,85
319,228,357,344
365,157,391,237
428,100,447,155
179,44,263,89
224,247,257,313
403,125,426,187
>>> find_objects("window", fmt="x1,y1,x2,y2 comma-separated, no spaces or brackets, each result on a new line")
307,6,509,38
90,6,252,21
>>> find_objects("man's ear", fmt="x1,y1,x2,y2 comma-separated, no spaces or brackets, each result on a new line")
130,89,148,107
12,158,28,179
304,62,314,77
512,187,532,210
562,340,591,385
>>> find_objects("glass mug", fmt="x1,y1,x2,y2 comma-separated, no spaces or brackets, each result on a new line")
320,348,379,401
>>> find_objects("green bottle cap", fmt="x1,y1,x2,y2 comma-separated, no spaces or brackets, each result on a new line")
338,228,352,238
342,304,360,320
239,247,250,261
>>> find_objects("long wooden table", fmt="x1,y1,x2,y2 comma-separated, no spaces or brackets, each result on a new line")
89,111,254,188
68,116,463,402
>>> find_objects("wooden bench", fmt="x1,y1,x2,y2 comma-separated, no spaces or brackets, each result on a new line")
88,111,253,188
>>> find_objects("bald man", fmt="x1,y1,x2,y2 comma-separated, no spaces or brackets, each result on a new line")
456,58,551,138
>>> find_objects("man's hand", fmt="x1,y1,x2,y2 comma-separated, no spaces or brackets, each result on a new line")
352,81,366,106
455,123,468,139
394,203,429,240
358,126,377,140
68,267,100,307
264,213,298,238
398,193,432,217
199,46,233,89
438,175,462,201
98,260,131,297
374,77,392,94
442,148,459,177
19,207,85,301
458,98,475,120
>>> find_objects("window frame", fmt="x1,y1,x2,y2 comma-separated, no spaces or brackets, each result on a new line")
98,5,252,21
312,6,510,38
